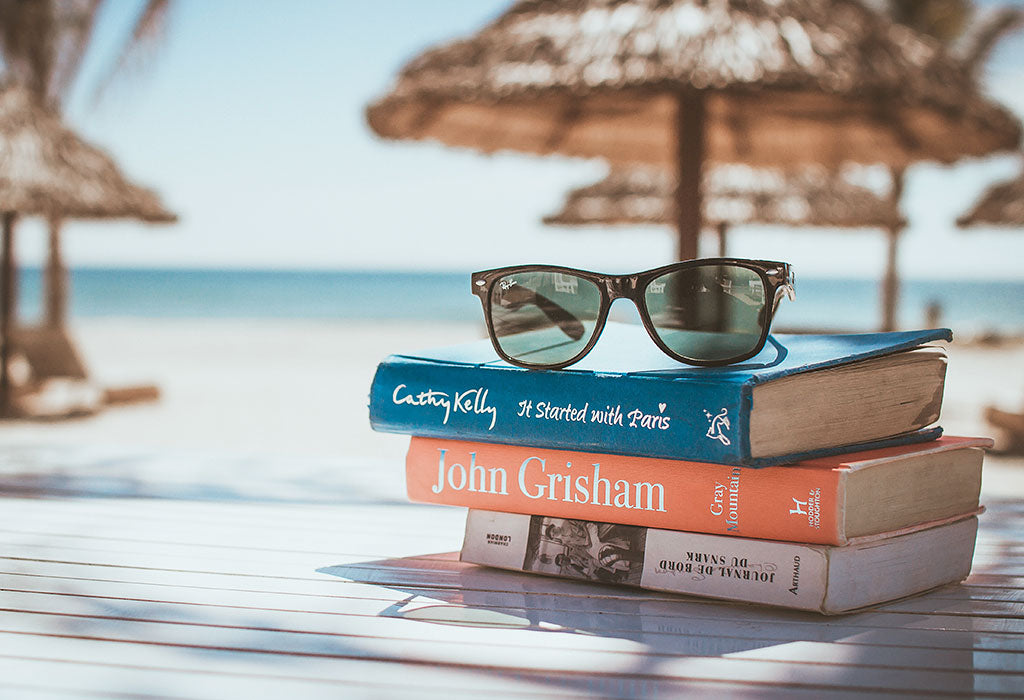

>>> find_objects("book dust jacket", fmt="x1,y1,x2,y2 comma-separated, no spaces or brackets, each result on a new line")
462,510,828,609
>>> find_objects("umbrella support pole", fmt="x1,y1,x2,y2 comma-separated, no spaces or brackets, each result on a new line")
882,226,901,332
45,217,67,328
674,91,705,261
881,168,906,332
1,212,16,416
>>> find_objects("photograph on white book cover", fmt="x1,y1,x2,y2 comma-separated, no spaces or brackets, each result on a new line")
524,516,647,586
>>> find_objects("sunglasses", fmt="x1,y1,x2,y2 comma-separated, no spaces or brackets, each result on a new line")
471,258,795,369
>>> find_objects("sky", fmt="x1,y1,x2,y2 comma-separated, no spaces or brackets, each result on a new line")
12,0,1024,280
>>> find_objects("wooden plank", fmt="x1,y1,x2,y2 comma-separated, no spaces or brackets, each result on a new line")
0,649,935,700
897,586,1024,604
0,639,678,700
965,574,1024,589
0,501,463,552
2,529,1022,606
6,548,1024,637
1,588,1023,673
0,451,408,505
4,546,1024,629
3,568,1024,654
1,616,1021,697
2,530,1022,616
877,597,1024,618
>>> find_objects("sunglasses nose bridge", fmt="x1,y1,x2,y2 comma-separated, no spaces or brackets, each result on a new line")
602,275,646,322
604,274,640,301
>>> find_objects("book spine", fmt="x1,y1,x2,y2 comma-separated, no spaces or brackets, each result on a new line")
371,357,754,465
410,438,844,544
461,510,829,612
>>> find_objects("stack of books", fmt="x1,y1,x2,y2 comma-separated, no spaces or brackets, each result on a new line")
369,322,989,614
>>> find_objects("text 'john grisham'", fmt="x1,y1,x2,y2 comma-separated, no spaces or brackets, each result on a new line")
391,384,671,432
431,448,670,512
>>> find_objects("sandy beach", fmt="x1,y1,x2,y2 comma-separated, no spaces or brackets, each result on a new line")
1,318,1022,498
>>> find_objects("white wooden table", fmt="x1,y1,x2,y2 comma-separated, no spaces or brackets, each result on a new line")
0,447,1021,699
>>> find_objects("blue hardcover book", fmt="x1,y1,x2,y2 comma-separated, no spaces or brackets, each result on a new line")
369,322,950,467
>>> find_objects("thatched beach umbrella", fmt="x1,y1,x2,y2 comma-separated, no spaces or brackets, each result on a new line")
956,172,1024,228
544,164,902,230
954,165,1024,450
544,163,908,328
367,0,1021,262
0,84,176,414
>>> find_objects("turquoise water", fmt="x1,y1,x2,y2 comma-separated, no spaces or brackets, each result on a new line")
14,267,1024,334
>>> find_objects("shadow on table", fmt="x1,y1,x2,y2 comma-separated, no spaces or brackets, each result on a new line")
0,448,408,504
319,552,984,695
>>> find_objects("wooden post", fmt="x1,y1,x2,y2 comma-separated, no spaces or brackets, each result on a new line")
674,91,705,261
1,212,17,415
881,167,905,332
45,217,67,328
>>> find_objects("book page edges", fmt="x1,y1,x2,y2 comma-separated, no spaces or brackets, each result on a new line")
744,332,951,386
830,436,994,471
749,346,948,458
822,516,978,614
836,470,848,545
841,508,984,546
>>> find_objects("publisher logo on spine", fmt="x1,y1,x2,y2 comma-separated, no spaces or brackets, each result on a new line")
703,408,730,445
789,488,821,529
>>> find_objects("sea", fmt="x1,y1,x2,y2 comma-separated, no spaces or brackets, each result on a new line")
14,267,1024,335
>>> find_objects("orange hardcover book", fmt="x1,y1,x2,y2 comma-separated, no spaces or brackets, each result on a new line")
406,435,990,545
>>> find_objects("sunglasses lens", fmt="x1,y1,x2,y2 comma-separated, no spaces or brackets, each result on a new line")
489,271,602,367
644,264,768,362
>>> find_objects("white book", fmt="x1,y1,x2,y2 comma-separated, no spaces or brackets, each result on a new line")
460,510,979,614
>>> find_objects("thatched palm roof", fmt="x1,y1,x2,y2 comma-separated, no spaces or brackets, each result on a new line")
0,85,176,222
0,84,176,416
367,0,1021,169
956,173,1024,228
544,165,905,228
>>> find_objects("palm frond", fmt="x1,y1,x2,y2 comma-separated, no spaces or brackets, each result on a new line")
87,0,170,107
958,5,1024,78
48,0,103,107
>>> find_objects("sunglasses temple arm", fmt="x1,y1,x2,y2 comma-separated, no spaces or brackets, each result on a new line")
771,283,795,314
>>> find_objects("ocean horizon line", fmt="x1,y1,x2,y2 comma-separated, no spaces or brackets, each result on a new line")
17,265,1024,284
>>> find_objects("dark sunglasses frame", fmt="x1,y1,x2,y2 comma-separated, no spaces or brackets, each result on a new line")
471,258,795,370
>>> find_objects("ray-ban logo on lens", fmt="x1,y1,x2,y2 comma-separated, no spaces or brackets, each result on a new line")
499,279,517,291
